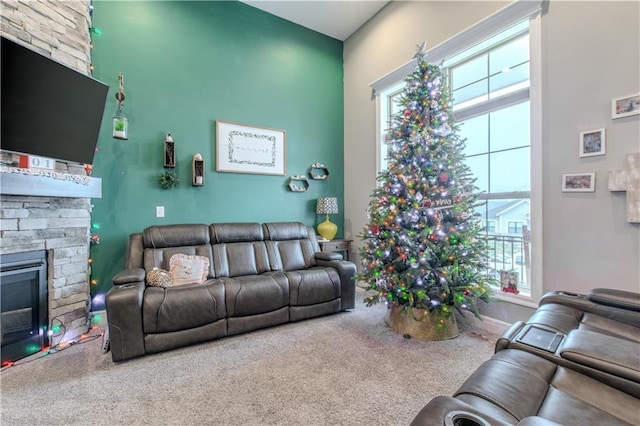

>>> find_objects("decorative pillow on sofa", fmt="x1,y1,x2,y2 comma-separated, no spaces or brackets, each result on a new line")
146,268,173,288
169,253,210,286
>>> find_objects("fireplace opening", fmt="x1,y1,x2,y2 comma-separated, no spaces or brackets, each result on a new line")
1,250,48,364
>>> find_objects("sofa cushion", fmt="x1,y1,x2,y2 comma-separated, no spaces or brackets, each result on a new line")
169,253,210,286
144,245,214,277
210,222,263,243
212,241,270,278
142,279,226,334
287,267,341,306
262,222,308,241
222,273,289,317
143,224,210,247
145,268,172,288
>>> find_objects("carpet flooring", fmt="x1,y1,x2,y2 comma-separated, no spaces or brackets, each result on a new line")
1,293,498,426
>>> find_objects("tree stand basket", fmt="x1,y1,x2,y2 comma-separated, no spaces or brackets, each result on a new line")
385,303,459,340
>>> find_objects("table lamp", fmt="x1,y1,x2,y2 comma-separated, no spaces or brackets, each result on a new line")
316,197,338,240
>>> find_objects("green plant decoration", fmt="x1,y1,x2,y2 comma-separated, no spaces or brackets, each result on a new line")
158,171,179,190
114,119,125,132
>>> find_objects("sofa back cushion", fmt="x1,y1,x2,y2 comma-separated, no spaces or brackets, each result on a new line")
210,222,263,243
212,242,270,277
143,224,210,248
141,224,214,278
262,222,317,271
210,223,270,277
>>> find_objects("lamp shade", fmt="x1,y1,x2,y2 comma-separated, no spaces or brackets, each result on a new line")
316,197,338,215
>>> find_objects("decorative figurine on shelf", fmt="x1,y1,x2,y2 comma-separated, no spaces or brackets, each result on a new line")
192,153,204,186
164,133,175,168
112,72,128,140
309,162,330,180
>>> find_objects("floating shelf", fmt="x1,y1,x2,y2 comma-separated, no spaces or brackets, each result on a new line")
309,162,329,180
287,175,309,192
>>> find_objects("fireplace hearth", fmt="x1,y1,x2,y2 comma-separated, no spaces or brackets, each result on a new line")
1,250,48,364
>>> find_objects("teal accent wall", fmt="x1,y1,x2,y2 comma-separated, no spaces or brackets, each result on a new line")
90,1,344,308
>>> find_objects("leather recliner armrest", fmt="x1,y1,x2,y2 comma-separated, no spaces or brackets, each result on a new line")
113,268,146,285
587,288,640,312
315,252,343,261
495,320,526,353
518,417,564,426
105,281,146,362
317,259,356,310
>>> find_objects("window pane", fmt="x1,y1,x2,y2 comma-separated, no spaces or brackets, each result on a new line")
489,147,530,192
451,54,487,90
489,62,529,96
389,92,403,116
452,79,488,107
489,102,530,151
465,154,488,193
489,34,529,75
460,115,489,156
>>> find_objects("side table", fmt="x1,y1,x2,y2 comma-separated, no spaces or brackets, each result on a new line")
318,239,353,261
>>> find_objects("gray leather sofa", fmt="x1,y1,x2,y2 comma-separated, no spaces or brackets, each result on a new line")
410,289,640,425
105,222,356,362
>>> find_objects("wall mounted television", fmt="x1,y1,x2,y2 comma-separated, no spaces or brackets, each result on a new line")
1,36,109,165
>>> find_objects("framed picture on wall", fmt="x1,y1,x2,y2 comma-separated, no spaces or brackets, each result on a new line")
578,128,605,157
216,121,286,176
562,172,596,192
611,93,640,119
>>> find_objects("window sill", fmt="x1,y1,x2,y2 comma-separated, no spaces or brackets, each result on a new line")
491,290,538,309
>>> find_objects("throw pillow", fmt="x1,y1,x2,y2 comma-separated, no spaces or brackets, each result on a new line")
169,253,210,286
146,268,173,288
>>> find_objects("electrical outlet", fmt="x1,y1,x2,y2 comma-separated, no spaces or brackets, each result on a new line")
156,206,165,218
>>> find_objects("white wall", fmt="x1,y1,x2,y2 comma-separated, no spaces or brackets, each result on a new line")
344,0,640,308
541,1,640,295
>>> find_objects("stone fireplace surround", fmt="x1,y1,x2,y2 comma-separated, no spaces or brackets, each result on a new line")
0,171,102,343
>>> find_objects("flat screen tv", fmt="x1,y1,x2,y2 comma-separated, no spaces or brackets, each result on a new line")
1,36,109,165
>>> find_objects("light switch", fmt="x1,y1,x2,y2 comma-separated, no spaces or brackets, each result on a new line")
156,206,165,218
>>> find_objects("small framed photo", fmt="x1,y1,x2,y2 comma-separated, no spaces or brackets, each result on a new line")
579,128,605,157
612,93,640,119
562,172,596,192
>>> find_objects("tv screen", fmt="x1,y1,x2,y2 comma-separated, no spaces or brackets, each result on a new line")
1,36,109,165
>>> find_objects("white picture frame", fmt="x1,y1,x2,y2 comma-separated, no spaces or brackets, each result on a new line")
611,93,640,119
562,172,596,192
578,128,606,157
216,121,286,175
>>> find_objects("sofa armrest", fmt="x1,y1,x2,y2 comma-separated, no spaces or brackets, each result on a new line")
410,396,512,426
315,252,343,261
518,417,564,426
317,259,356,310
495,321,526,353
113,268,146,285
105,281,146,362
539,290,640,328
587,288,640,312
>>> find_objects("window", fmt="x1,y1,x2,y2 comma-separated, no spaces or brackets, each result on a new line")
508,221,525,234
372,1,543,302
445,22,532,296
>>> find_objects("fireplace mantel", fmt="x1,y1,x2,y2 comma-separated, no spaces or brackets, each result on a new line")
0,170,102,199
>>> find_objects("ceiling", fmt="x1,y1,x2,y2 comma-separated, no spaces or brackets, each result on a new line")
240,1,390,41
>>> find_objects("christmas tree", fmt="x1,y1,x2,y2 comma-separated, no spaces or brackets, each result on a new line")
357,45,492,323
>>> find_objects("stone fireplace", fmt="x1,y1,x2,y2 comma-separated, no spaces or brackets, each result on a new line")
0,0,97,355
0,171,102,348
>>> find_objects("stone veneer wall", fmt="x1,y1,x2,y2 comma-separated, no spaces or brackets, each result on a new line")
0,196,92,339
1,0,92,73
1,0,94,341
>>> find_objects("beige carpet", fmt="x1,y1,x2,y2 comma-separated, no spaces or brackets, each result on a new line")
0,292,497,426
